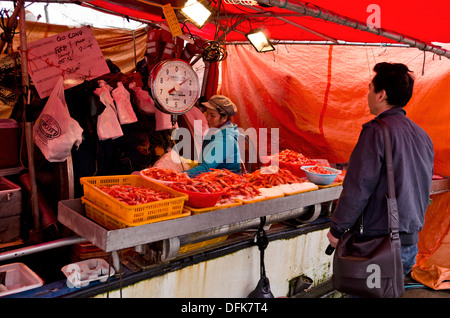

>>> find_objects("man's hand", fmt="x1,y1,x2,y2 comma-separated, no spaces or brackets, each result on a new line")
327,230,339,248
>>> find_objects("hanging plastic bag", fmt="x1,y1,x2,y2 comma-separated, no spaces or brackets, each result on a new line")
95,80,123,140
129,82,157,115
183,107,208,157
183,106,208,135
33,76,83,162
112,81,138,125
155,109,175,131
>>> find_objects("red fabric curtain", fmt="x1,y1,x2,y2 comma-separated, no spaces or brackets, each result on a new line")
203,62,220,100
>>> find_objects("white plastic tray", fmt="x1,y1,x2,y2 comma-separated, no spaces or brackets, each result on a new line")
61,258,114,288
0,262,44,297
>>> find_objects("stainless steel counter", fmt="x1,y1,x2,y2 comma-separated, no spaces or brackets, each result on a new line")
58,186,342,253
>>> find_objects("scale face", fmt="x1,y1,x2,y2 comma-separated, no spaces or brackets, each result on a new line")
150,59,200,115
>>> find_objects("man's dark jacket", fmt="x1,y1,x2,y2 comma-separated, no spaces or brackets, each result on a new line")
330,107,434,245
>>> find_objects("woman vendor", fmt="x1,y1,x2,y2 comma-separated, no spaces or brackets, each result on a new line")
185,95,241,178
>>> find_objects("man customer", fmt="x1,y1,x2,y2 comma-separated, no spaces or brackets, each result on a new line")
327,62,434,276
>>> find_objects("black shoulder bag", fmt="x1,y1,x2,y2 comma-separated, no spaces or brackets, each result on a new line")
330,118,404,298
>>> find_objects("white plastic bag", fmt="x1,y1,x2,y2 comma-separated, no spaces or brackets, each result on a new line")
95,80,123,140
155,109,176,131
152,148,189,172
33,76,83,162
183,107,208,157
112,81,137,125
183,106,208,135
128,82,157,115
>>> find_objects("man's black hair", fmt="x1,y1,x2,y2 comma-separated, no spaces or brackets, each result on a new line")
372,62,415,107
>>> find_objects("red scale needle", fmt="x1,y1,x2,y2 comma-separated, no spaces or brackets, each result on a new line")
168,78,189,94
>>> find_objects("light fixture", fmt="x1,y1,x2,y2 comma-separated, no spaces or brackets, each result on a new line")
181,0,212,29
245,28,275,52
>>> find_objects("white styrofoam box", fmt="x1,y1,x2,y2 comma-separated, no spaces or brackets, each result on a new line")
0,262,44,297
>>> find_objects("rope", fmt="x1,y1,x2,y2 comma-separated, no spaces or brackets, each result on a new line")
136,0,183,10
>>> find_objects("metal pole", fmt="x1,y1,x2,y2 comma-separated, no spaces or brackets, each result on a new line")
253,0,450,58
19,4,41,237
224,40,410,47
0,236,87,262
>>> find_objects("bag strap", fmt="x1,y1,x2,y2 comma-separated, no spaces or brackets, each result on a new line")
375,118,400,238
375,118,396,199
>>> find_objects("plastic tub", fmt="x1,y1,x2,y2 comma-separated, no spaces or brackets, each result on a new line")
82,196,191,229
301,165,342,185
171,185,225,209
80,175,188,224
139,168,191,186
139,169,174,186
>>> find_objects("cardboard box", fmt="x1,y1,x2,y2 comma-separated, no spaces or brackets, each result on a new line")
0,119,19,169
0,177,21,243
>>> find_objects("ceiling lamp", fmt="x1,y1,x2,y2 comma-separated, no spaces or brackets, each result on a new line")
245,28,275,52
181,0,212,29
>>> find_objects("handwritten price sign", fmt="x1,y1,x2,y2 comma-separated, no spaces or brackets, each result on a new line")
27,26,110,98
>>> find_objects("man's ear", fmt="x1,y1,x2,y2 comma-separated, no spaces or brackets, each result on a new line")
377,89,387,103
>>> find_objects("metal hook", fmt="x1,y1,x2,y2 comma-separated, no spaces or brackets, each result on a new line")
254,216,268,251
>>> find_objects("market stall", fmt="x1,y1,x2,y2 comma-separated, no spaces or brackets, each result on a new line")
0,0,449,298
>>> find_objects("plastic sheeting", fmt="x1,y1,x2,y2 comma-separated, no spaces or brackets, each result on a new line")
1,21,147,118
219,43,450,289
413,192,450,289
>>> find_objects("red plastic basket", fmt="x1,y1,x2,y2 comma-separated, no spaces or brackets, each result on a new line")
262,158,317,178
171,185,226,209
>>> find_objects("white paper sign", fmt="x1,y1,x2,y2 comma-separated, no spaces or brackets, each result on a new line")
27,26,110,98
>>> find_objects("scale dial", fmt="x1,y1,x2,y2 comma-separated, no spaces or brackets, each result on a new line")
150,59,200,115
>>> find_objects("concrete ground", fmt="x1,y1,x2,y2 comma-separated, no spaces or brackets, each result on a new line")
402,288,450,298
291,276,450,298
403,276,450,298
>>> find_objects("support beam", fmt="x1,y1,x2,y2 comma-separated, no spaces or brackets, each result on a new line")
216,16,248,42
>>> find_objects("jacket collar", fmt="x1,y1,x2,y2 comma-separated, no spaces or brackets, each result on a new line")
376,107,406,120
204,120,237,138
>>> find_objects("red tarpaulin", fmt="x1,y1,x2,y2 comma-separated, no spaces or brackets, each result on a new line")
81,0,450,49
